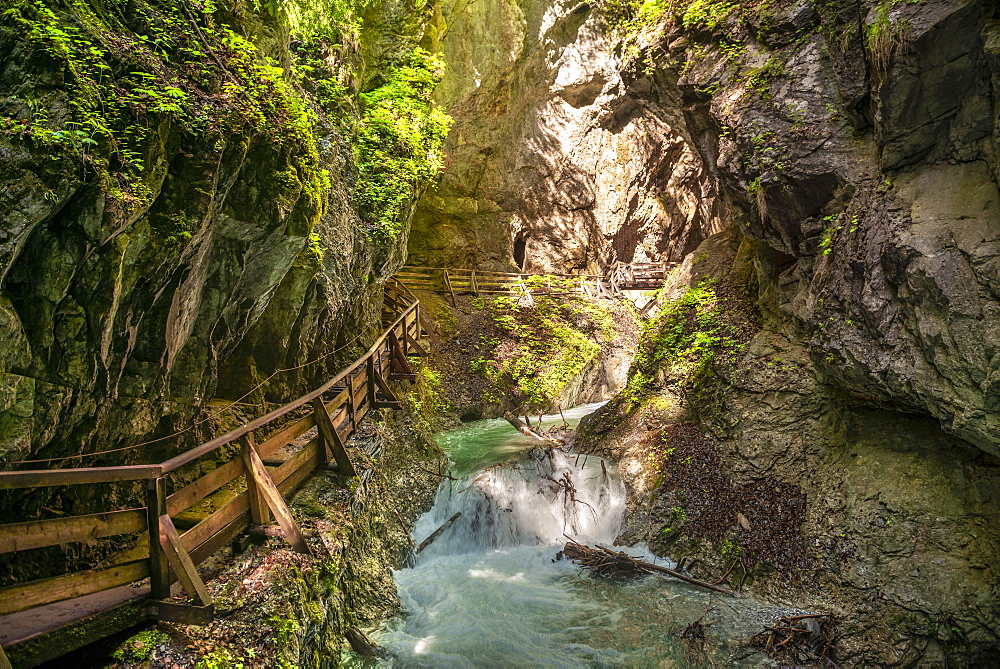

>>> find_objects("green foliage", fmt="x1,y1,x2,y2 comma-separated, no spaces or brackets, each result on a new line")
354,49,452,242
471,292,614,411
866,0,909,77
406,360,451,435
113,629,170,663
623,280,740,407
721,538,743,557
818,214,842,256
599,0,737,49
0,0,329,225
745,57,784,100
1,0,452,250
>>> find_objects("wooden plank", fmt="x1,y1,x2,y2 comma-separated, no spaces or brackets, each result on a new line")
154,601,214,626
243,445,309,554
256,412,317,461
187,508,250,567
146,477,169,599
0,560,149,615
0,582,150,666
371,366,400,404
180,490,250,554
166,457,245,517
159,515,212,606
366,357,377,406
0,508,146,554
0,642,11,669
405,332,428,357
313,398,356,476
389,332,413,375
242,435,269,525
277,450,322,500
351,369,366,393
271,438,320,488
0,464,162,490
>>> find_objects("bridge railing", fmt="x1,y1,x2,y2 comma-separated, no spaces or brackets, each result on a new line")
395,266,609,299
0,279,423,658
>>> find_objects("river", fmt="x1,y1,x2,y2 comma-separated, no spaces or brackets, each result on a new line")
348,403,798,667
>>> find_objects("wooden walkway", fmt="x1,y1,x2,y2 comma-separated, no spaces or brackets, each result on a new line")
0,279,424,667
0,259,676,666
396,262,677,302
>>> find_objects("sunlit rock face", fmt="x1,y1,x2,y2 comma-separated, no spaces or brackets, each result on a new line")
408,0,723,273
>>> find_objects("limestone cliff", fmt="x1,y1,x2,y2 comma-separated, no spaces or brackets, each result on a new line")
423,0,1000,662
408,0,725,271
0,0,443,471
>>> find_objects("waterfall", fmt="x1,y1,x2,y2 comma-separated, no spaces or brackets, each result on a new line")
413,446,626,557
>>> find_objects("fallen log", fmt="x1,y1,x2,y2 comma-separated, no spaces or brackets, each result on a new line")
416,512,461,554
345,627,386,658
504,413,563,445
558,539,736,596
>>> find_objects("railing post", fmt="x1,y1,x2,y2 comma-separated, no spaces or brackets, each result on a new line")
366,355,376,408
146,476,169,600
242,434,270,525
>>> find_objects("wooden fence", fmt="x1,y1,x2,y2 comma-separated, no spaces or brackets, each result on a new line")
394,266,611,301
0,279,424,665
395,263,677,303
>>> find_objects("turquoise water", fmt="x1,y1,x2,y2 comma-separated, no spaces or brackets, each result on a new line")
352,404,786,667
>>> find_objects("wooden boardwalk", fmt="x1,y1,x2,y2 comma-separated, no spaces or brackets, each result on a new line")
0,260,675,666
0,279,423,667
396,262,676,303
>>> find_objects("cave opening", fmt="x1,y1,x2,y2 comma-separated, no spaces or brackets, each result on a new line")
513,235,527,269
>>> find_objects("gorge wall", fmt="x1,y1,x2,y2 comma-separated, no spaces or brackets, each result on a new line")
421,0,1000,662
0,0,441,473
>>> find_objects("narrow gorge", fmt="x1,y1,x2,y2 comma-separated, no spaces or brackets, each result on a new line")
0,0,998,666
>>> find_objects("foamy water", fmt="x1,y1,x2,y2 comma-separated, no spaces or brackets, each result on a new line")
347,404,790,667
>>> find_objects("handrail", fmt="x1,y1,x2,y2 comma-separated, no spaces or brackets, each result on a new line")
0,282,424,658
0,303,418,484
161,304,416,474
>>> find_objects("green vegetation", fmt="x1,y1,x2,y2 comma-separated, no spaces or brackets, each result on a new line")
866,0,909,77
112,629,170,663
818,214,842,256
1,0,450,246
353,50,452,242
468,291,615,411
622,280,742,408
405,360,451,435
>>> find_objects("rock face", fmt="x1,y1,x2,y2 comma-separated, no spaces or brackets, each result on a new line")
407,0,724,272
425,0,1000,661
0,1,434,469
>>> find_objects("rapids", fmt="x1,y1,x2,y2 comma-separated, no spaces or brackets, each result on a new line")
349,404,801,666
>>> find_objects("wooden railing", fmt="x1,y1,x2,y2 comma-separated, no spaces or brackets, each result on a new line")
395,266,611,301
395,263,678,303
0,279,424,661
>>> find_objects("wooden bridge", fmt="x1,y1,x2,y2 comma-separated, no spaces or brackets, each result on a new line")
395,261,676,302
0,260,676,667
0,280,423,667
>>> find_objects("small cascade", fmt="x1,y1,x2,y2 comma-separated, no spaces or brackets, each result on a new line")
360,404,800,667
413,446,625,557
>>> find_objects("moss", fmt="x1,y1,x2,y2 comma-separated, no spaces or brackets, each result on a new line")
468,291,614,411
111,629,171,664
405,359,451,436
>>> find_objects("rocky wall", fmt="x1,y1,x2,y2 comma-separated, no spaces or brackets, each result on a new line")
407,0,724,272
0,0,436,477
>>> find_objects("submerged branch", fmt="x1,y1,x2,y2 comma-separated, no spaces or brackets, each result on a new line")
558,539,736,596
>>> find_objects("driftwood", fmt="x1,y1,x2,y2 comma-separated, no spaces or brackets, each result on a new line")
416,512,461,554
345,627,386,658
743,613,836,665
558,539,736,596
504,413,564,445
